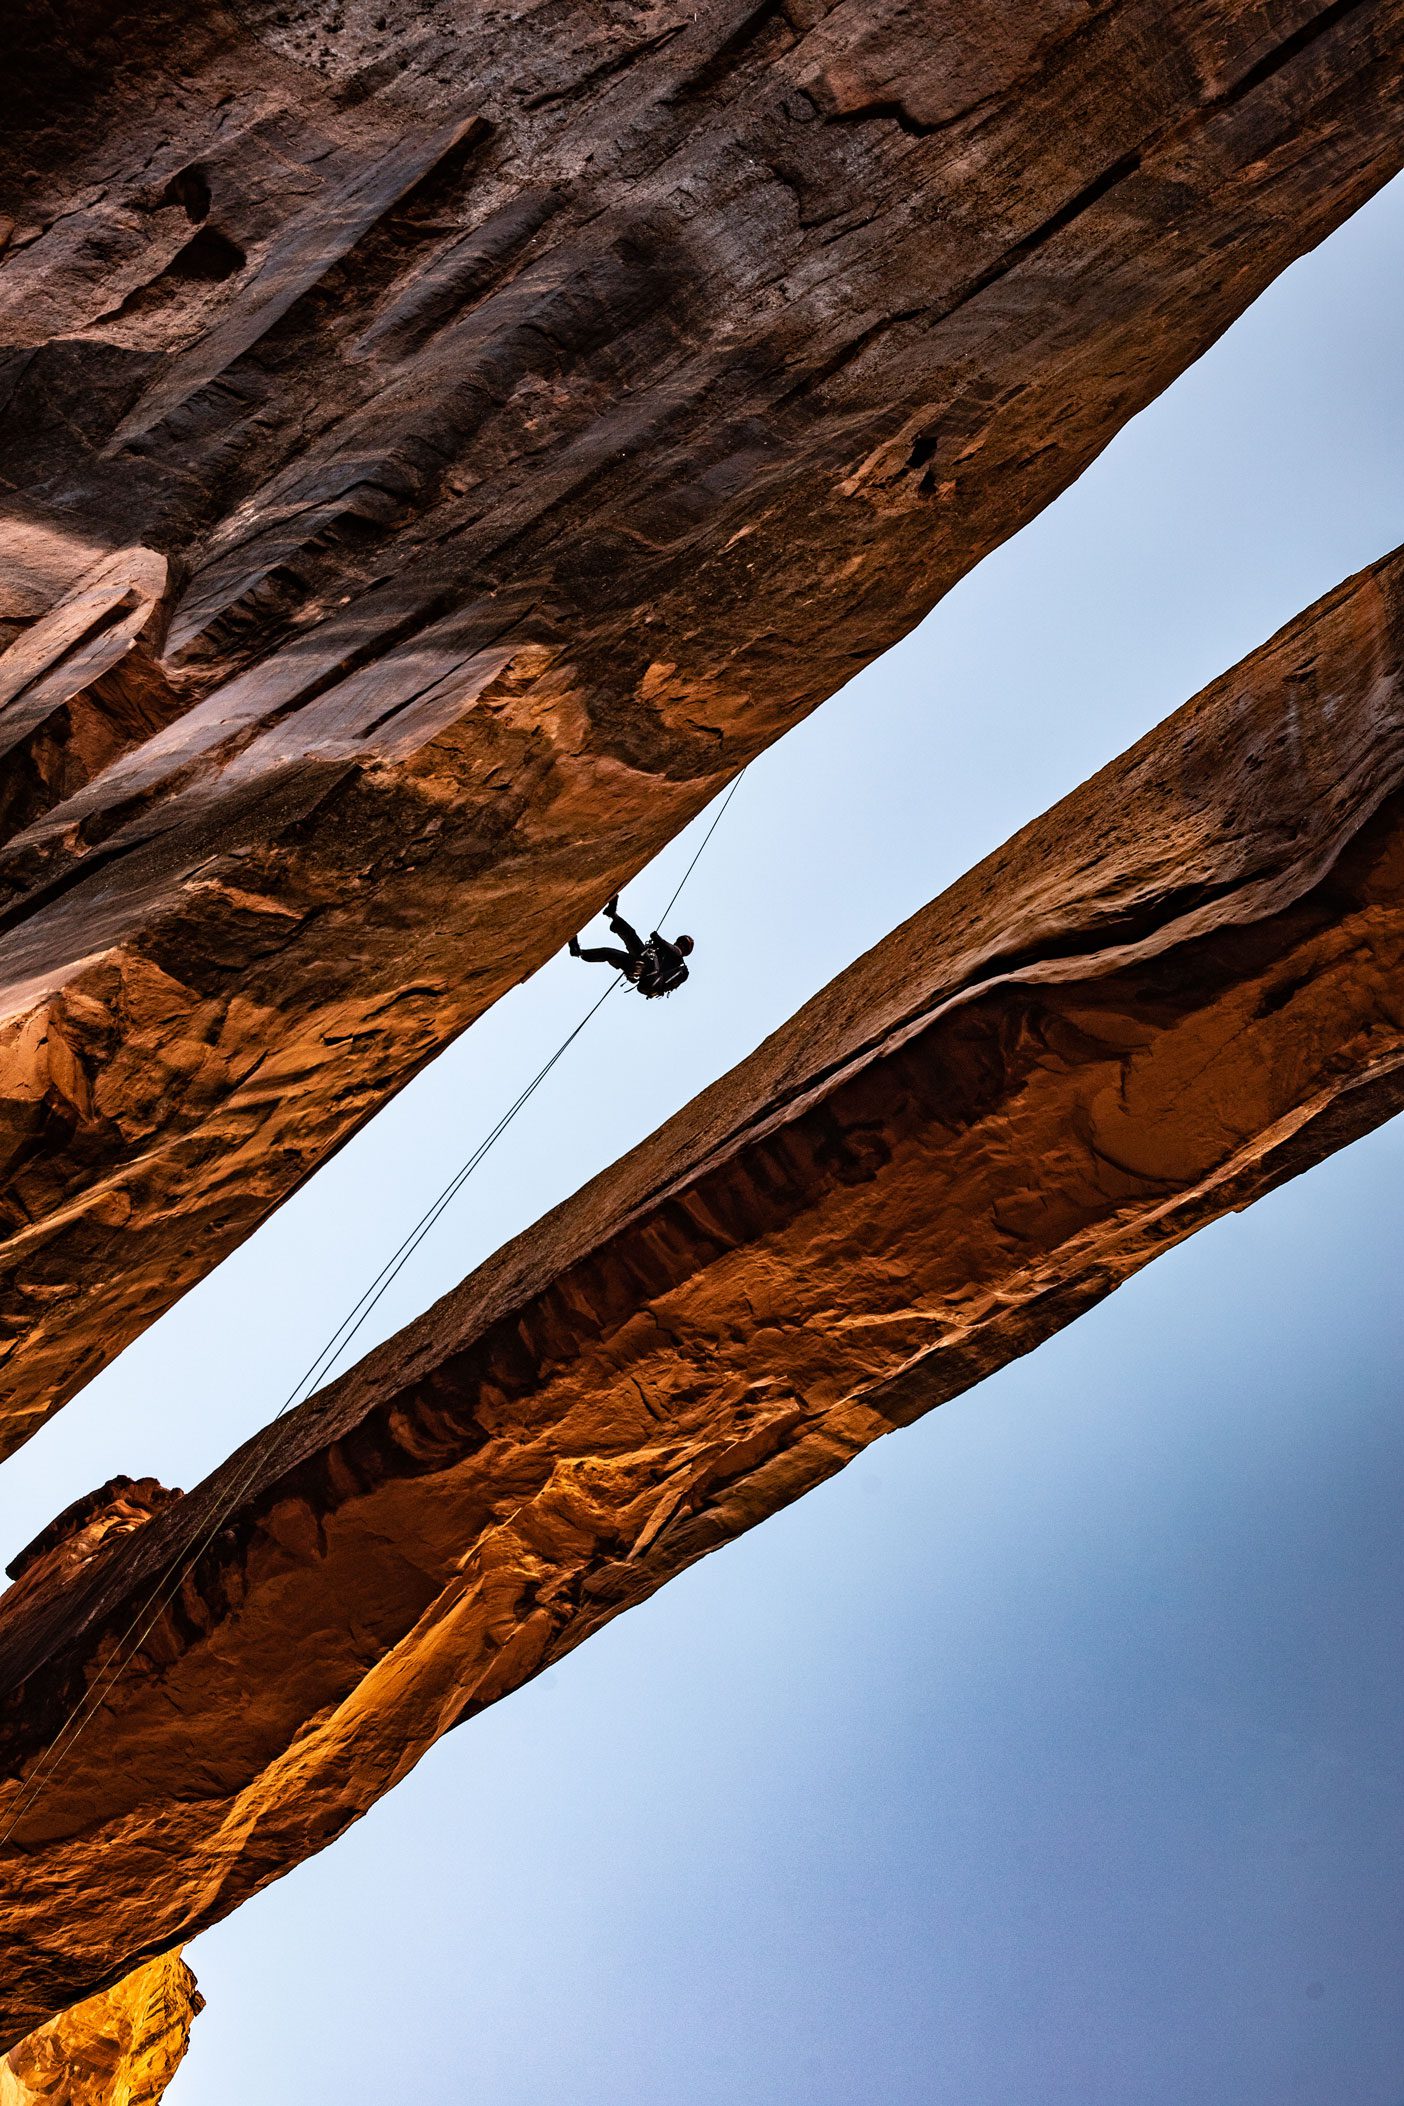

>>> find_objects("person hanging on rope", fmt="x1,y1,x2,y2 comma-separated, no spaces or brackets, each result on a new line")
569,895,694,997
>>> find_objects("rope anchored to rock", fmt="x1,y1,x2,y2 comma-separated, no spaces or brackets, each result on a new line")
0,767,745,1853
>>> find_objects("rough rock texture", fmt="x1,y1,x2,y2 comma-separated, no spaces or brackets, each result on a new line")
1,0,1402,1448
2,548,1403,2041
0,1953,201,2106
4,1479,183,1611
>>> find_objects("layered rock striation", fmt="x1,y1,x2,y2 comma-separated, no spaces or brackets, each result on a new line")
1,0,1402,1445
2,548,1402,2042
0,1953,201,2106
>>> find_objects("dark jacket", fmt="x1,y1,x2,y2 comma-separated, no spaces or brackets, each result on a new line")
636,935,689,998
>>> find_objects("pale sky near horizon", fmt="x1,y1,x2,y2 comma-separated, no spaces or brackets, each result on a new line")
2,172,1402,2106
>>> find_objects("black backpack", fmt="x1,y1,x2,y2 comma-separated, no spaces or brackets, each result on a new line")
637,939,689,998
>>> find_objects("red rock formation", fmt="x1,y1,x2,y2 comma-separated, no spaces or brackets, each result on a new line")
0,1953,201,2106
1,0,1401,1448
0,551,175,848
1,547,1401,2043
0,1478,182,1631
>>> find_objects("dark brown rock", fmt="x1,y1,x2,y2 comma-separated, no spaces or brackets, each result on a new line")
1,0,1401,1449
1,1477,181,1628
1,547,1401,2043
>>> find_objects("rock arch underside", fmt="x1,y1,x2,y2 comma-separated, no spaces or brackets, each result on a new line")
1,0,1402,2089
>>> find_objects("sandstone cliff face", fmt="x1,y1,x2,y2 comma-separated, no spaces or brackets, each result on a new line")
1,548,1401,2043
3,1480,182,1622
1,0,1401,1448
0,1954,200,2106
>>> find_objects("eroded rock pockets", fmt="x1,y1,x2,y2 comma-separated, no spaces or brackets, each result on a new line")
0,0,1400,1448
0,546,1401,2044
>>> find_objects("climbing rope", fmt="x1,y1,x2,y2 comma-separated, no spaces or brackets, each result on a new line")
0,767,746,1853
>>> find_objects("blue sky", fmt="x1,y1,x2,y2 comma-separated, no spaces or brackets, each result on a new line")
2,171,1402,2106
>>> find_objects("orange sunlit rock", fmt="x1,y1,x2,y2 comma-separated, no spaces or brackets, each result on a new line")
0,1953,201,2106
1,0,1401,1447
2,548,1401,2042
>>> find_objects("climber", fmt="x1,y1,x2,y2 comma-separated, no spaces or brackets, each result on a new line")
569,895,694,997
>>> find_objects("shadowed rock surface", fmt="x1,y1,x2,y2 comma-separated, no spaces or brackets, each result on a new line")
0,1952,201,2106
2,547,1402,2042
1,0,1401,1448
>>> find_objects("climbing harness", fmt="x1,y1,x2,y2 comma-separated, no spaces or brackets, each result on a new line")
0,767,746,1852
